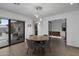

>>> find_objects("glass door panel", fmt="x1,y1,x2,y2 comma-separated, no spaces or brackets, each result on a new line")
10,20,25,44
0,19,9,47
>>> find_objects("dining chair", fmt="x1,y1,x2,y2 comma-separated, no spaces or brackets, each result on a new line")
26,39,35,55
40,38,51,53
26,39,43,55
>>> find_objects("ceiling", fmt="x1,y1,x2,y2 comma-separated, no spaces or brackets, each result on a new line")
0,3,79,19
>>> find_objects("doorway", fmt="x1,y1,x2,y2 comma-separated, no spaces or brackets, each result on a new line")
48,19,67,45
34,23,38,35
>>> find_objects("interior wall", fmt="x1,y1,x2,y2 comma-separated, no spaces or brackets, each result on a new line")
0,9,34,39
38,18,48,35
25,19,34,38
38,10,79,48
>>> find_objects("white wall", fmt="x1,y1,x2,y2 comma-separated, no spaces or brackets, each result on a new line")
25,19,34,38
38,18,48,35
0,9,34,39
38,10,79,48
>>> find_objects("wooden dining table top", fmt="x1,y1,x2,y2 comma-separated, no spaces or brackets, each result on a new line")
28,35,49,41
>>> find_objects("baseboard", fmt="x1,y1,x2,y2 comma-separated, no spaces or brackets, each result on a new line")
67,45,79,49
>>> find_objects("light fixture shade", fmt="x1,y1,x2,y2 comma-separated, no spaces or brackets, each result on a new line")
40,18,42,21
34,14,39,18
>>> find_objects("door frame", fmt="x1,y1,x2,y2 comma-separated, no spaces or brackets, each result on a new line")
9,19,25,45
0,18,25,48
48,18,67,46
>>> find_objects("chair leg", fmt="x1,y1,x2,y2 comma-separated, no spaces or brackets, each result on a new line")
30,48,32,56
27,48,32,56
49,44,52,52
32,48,35,54
26,48,29,55
27,48,34,56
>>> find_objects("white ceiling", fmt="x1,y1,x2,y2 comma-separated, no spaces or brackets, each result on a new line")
0,3,79,18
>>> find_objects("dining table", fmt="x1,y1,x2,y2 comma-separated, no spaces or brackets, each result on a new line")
27,35,49,41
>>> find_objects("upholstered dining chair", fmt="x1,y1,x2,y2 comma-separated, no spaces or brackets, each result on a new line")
26,39,44,55
26,39,35,55
40,38,51,53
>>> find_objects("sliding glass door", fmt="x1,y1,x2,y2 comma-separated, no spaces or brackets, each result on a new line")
0,19,25,48
0,18,9,47
10,20,25,44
